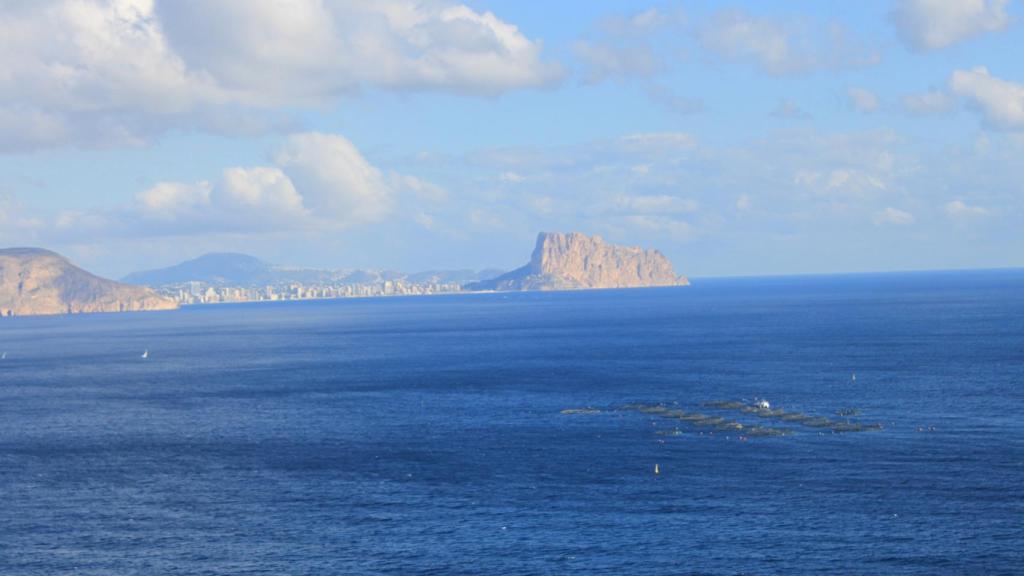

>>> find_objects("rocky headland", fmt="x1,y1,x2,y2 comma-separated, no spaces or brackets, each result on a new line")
0,248,178,317
466,232,689,291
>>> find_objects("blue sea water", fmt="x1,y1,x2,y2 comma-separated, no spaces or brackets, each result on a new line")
1,270,1023,575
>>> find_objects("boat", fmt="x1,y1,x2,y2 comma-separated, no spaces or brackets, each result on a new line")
141,350,149,359
755,399,770,410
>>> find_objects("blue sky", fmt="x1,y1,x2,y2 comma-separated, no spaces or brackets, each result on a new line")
0,0,1022,278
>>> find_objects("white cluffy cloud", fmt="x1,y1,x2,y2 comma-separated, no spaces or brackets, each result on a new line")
55,132,436,239
892,0,1011,51
950,67,1024,130
220,167,308,216
135,182,213,221
274,133,393,224
0,0,562,152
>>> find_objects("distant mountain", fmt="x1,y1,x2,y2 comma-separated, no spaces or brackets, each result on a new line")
0,248,178,317
122,253,277,286
465,232,689,291
123,253,504,288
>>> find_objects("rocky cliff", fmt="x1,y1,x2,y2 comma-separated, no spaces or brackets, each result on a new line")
0,248,178,317
466,232,689,291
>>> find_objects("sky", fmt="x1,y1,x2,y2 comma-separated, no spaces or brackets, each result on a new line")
0,0,1022,279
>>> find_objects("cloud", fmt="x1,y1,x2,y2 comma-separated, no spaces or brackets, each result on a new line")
944,199,990,218
464,129,912,240
794,168,889,198
274,133,393,224
950,67,1024,130
390,173,449,203
159,1,563,98
901,90,954,114
624,215,697,240
697,9,880,75
598,7,678,35
0,0,562,152
571,7,682,84
847,87,881,112
891,0,1011,51
873,207,915,225
573,41,662,84
618,132,698,152
46,131,456,241
469,132,698,173
614,195,698,214
135,182,213,221
219,167,308,217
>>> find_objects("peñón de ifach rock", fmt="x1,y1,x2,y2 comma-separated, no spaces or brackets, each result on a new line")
465,232,689,291
0,248,178,317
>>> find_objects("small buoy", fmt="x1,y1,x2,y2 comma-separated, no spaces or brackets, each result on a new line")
654,463,660,475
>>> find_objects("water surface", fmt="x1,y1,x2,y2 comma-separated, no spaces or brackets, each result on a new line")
2,270,1023,574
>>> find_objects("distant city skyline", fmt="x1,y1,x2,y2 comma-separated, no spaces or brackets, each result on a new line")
1,0,1022,278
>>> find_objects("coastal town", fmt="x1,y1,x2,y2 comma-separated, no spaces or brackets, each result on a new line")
157,279,466,305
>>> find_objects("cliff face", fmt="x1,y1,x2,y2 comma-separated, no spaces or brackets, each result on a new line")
466,232,689,291
0,248,178,317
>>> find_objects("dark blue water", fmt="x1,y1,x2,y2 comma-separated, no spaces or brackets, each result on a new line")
2,271,1023,575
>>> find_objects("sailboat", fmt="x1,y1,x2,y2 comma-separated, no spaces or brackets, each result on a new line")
852,372,857,382
654,463,660,475
141,350,149,359
1,352,6,360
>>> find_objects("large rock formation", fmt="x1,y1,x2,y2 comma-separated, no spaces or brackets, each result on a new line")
0,248,178,317
466,232,689,291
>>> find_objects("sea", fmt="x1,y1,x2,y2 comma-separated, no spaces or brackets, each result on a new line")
1,270,1023,575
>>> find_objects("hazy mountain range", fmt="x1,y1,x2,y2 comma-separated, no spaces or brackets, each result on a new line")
121,253,506,288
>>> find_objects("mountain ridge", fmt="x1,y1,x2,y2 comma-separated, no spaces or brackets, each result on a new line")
123,253,503,288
